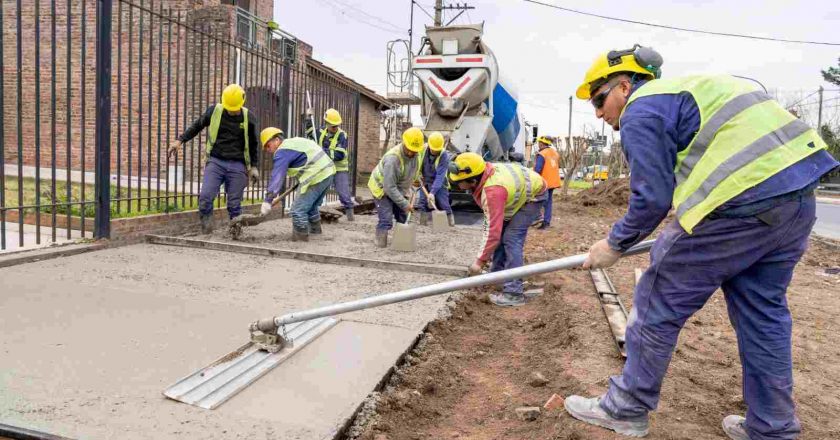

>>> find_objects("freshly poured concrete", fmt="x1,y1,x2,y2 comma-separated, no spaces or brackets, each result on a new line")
0,243,464,439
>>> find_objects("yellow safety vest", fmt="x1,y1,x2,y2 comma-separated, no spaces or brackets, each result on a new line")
319,128,349,172
483,162,546,220
279,138,336,194
626,75,828,233
206,104,251,168
368,145,424,199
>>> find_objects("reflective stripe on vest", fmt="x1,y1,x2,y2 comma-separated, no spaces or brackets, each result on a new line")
484,162,545,219
206,104,251,168
367,145,424,199
280,137,336,193
319,128,349,172
625,75,828,233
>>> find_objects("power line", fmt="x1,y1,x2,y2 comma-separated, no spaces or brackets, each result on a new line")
786,90,820,108
522,0,840,46
320,0,403,34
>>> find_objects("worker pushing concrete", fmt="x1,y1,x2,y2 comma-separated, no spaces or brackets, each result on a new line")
306,108,355,221
368,127,426,248
259,128,336,242
449,152,546,306
168,84,259,235
533,136,561,229
563,45,839,440
416,131,455,227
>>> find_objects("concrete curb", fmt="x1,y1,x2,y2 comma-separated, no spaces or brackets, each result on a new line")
0,242,105,269
816,197,840,206
146,235,468,277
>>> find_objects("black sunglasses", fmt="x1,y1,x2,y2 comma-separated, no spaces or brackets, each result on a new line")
590,82,618,109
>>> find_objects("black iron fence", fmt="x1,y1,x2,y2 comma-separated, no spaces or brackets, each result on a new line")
0,0,360,251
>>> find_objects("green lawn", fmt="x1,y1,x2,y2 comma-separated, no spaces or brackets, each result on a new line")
2,176,260,219
565,180,593,190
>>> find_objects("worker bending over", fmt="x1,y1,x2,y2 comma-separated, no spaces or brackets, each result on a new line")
169,84,259,235
563,45,839,440
259,128,336,242
368,127,425,248
449,153,546,306
416,131,455,227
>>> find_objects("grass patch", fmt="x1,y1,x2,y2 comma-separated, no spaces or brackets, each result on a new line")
565,180,593,190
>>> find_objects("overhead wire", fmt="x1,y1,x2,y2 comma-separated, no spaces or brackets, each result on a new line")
319,0,403,34
522,0,840,46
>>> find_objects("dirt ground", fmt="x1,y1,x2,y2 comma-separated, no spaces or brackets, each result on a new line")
202,209,484,268
349,193,840,440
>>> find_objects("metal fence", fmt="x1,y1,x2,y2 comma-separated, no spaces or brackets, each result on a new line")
0,0,360,252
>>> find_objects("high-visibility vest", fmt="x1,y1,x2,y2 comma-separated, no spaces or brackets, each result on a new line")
319,128,349,172
537,147,561,189
424,150,451,190
279,138,336,194
483,162,546,220
206,104,251,168
625,75,828,233
368,145,424,199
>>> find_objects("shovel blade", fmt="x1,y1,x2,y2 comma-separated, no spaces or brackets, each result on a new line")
162,317,338,410
431,211,449,233
391,223,416,252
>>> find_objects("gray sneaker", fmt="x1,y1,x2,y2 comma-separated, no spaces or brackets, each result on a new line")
564,395,649,437
488,292,529,307
722,415,750,440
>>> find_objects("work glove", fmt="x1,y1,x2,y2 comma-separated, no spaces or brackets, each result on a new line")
468,260,484,276
582,238,622,269
167,140,182,157
427,197,438,211
260,202,272,217
249,168,260,186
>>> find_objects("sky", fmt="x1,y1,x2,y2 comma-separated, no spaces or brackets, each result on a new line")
274,0,840,140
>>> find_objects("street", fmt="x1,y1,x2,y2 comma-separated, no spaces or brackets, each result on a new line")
816,201,840,239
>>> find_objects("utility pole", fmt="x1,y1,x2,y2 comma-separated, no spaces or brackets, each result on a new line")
817,85,824,134
434,0,443,26
567,96,572,148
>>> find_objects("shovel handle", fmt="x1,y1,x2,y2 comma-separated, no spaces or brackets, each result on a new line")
419,184,438,211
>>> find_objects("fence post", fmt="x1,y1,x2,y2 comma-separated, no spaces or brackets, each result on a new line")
279,62,291,135
351,91,360,196
94,0,113,239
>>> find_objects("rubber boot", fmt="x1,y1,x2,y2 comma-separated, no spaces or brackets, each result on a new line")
292,225,309,242
448,213,456,227
374,229,388,248
200,215,214,234
310,220,323,234
419,211,429,226
345,207,355,222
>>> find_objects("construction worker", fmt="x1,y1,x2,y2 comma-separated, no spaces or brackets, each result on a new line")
416,131,455,227
563,46,840,440
168,84,259,234
533,136,561,229
368,127,425,248
449,152,546,306
306,108,355,221
259,128,336,242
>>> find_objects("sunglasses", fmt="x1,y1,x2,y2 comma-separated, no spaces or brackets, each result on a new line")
590,82,618,109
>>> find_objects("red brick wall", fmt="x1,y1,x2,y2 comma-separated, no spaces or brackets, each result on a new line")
355,97,384,179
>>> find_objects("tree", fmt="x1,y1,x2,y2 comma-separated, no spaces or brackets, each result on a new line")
607,140,628,180
822,57,840,86
559,136,588,196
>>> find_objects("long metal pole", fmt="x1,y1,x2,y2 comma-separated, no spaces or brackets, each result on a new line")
254,240,655,330
95,0,113,239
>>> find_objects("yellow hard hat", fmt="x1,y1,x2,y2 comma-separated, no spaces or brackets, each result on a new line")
537,136,552,146
428,131,445,152
221,83,246,112
260,127,284,148
324,108,342,126
448,152,486,182
575,46,660,100
402,127,425,153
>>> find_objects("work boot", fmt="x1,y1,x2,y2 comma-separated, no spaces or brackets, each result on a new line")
345,207,355,222
200,215,214,234
488,292,529,307
419,211,429,226
564,396,649,437
374,230,388,248
292,225,309,242
448,213,456,227
721,415,750,440
310,220,323,234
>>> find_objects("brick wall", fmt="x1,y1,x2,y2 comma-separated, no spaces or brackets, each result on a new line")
355,97,385,180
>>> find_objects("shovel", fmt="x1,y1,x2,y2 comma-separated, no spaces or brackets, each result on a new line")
229,182,300,235
419,184,449,233
391,189,417,252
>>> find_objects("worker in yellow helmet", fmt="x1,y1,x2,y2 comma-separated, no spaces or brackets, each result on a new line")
448,152,546,306
563,45,838,440
258,128,336,241
367,127,425,247
168,84,260,236
416,131,455,227
305,107,354,220
533,136,561,229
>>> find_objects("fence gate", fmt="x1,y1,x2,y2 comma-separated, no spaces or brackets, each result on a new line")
0,0,360,252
